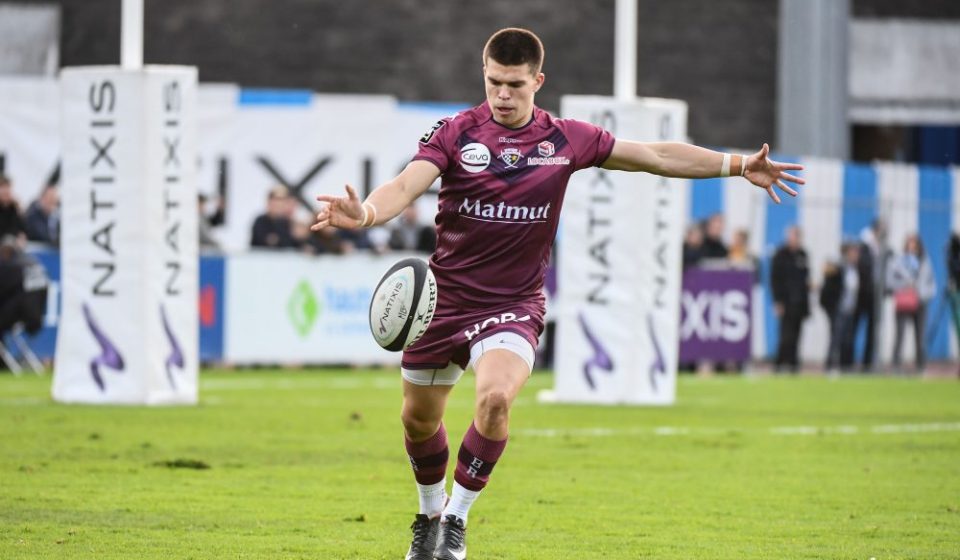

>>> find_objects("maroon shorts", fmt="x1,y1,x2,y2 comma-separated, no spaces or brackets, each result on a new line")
401,298,545,372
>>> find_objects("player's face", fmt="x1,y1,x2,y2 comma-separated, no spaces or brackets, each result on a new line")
484,59,544,128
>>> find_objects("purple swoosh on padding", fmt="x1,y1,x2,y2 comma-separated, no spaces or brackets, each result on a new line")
161,305,184,389
82,303,125,391
579,313,613,390
646,314,666,393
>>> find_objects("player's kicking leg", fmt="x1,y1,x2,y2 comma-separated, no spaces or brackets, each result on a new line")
401,372,456,560
434,333,533,560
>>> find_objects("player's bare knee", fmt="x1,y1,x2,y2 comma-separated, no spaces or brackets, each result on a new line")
476,390,511,425
400,410,440,441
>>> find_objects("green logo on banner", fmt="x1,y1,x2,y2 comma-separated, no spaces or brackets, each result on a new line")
287,280,320,338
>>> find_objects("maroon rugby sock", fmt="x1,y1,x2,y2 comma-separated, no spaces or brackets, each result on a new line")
453,422,508,492
405,423,449,485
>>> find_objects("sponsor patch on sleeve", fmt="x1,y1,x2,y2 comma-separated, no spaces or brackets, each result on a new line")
419,119,446,144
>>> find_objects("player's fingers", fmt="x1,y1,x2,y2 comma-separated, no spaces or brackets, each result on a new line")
775,162,804,171
766,185,781,204
780,172,805,185
776,179,798,197
310,219,330,231
315,194,340,204
344,184,359,202
759,143,770,159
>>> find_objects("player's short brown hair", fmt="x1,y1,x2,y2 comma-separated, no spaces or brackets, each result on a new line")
483,28,544,74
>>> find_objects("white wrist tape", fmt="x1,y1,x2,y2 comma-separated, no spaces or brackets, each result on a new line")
720,153,731,178
365,202,378,228
358,203,369,228
740,154,747,177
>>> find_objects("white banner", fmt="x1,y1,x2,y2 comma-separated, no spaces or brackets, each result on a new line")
52,66,199,405
224,252,401,364
554,96,688,405
0,78,454,252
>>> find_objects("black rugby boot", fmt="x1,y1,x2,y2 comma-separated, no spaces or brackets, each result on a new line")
433,514,467,560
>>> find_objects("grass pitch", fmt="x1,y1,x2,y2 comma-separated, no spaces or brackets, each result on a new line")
2,370,959,559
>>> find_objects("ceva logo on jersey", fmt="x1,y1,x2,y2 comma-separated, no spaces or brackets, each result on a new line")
460,143,491,173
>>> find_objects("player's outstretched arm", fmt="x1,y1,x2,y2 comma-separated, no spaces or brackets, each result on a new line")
601,140,805,204
311,160,440,231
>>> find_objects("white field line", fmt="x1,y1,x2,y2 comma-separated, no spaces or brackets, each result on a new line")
199,376,398,391
517,422,960,438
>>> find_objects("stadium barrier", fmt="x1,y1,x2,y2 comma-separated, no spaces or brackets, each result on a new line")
8,248,949,369
16,249,412,367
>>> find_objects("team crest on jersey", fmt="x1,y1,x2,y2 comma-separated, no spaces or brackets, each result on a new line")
538,141,555,157
419,119,446,144
499,147,523,168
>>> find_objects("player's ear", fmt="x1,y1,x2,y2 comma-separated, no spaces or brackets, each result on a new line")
534,72,545,92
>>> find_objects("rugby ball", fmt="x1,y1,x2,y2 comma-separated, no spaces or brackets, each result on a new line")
369,258,437,351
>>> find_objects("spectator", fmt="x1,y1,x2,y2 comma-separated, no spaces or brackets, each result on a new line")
948,233,960,292
339,227,373,253
701,213,728,259
948,233,960,377
250,185,301,250
728,228,759,284
854,219,890,371
771,225,810,373
0,234,47,338
23,183,59,246
682,224,704,269
887,233,936,373
389,205,436,253
0,174,26,243
822,243,860,373
366,226,392,255
307,225,343,254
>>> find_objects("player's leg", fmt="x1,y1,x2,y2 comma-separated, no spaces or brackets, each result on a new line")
400,367,460,560
435,333,533,560
402,378,455,514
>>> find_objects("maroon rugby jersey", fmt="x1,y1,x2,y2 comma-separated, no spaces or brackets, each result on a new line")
413,103,615,309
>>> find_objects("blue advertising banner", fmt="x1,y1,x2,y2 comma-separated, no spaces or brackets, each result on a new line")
199,255,225,362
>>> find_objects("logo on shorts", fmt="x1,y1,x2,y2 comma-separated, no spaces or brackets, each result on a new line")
499,147,523,168
460,143,491,173
538,141,555,157
463,312,531,341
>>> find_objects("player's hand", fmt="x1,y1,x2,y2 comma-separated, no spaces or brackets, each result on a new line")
744,143,805,204
311,184,365,231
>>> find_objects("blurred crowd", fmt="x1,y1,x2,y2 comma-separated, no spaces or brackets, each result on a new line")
683,212,960,375
200,184,436,256
0,173,436,256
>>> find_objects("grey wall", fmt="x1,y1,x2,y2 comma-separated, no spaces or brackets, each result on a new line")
41,0,777,147
21,0,960,149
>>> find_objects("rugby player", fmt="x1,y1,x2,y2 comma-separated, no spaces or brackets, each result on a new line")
311,27,804,560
